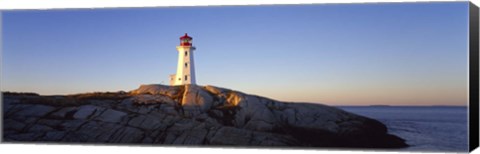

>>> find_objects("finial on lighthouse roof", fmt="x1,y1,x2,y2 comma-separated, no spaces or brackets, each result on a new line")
180,33,192,39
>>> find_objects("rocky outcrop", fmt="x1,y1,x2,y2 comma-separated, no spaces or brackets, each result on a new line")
3,84,407,148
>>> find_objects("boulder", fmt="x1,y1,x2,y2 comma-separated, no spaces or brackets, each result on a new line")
181,85,214,116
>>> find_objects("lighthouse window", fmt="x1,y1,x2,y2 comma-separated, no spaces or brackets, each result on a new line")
185,63,188,68
185,75,188,81
185,51,188,56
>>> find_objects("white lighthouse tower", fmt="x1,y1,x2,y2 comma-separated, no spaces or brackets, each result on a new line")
169,33,196,85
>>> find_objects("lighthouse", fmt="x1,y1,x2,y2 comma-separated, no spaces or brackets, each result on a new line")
169,33,196,85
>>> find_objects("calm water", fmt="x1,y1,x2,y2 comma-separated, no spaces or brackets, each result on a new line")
338,106,468,152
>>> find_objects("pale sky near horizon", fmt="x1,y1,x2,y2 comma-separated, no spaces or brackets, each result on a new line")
1,2,469,106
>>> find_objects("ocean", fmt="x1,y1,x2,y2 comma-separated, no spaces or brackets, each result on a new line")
338,106,468,152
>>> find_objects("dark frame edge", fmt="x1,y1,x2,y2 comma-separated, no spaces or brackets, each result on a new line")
469,1,479,152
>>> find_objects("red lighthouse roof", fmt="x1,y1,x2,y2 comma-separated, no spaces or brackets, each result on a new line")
179,33,193,46
180,33,192,40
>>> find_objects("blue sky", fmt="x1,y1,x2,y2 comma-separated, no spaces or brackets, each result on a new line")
1,2,469,105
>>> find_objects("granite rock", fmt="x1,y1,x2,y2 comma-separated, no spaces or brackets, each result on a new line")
3,84,407,148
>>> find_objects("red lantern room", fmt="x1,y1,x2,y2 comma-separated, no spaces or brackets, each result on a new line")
180,33,193,46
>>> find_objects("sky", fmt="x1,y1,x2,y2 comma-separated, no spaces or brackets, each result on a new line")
1,2,470,106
